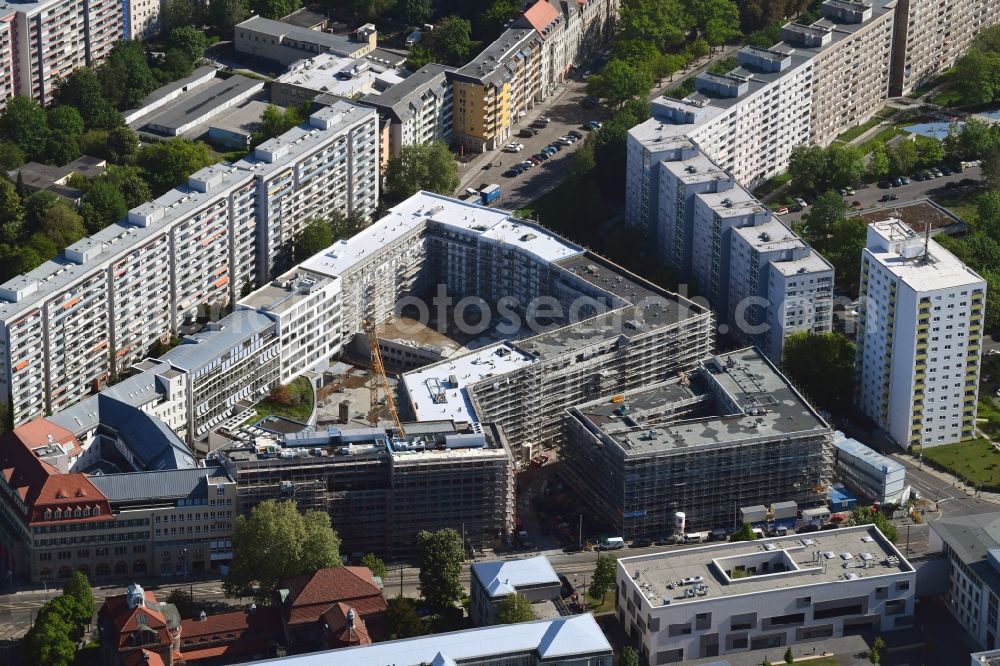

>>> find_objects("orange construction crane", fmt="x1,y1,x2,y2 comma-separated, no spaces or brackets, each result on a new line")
366,322,405,438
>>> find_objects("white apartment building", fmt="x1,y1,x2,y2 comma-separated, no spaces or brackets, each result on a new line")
0,101,378,427
234,103,379,281
890,0,1000,95
358,63,455,161
0,12,15,110
856,219,986,449
617,526,915,664
9,0,123,105
124,0,163,39
628,137,831,362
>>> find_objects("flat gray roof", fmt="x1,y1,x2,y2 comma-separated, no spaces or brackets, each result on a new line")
359,63,453,119
142,75,263,134
158,310,275,372
238,15,360,55
124,66,217,119
90,467,232,502
569,347,830,454
453,27,537,85
619,525,912,605
931,513,1000,596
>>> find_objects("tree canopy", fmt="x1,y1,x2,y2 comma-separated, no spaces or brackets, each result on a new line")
621,647,640,666
781,331,856,414
590,555,616,601
586,59,654,108
223,499,342,604
62,571,95,627
730,523,758,542
496,592,535,624
416,528,465,611
361,553,388,580
788,144,865,194
425,16,474,66
385,141,459,202
136,139,215,195
80,180,128,233
846,506,898,543
387,596,426,639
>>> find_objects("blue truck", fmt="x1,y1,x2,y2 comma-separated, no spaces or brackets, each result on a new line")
479,184,502,206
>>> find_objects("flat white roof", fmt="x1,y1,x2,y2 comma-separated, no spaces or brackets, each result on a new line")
402,342,538,423
472,555,560,598
866,219,985,293
299,192,582,278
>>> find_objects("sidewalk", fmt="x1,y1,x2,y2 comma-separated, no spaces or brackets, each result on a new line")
898,452,1000,504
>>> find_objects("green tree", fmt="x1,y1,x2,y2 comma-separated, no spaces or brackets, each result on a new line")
387,596,425,639
914,135,945,169
826,144,865,188
591,99,650,201
103,165,153,208
730,523,757,542
617,0,691,51
824,216,867,296
208,0,251,33
477,0,518,41
496,592,535,624
652,53,686,85
888,140,917,176
782,332,856,414
166,588,198,619
361,552,388,580
954,49,1000,105
590,555,616,602
427,16,474,66
621,647,639,666
0,245,43,281
0,96,49,161
869,142,890,180
567,141,596,183
415,528,465,612
397,0,432,24
224,499,342,604
785,646,794,664
686,38,711,60
23,599,78,666
169,26,209,65
98,41,158,109
0,141,23,171
0,178,24,243
45,106,85,166
804,190,848,241
163,0,203,29
944,118,1000,161
39,204,87,250
586,59,654,107
294,219,334,261
52,68,121,130
788,144,827,194
979,190,1000,236
847,506,898,543
405,44,434,71
62,571,95,627
107,126,140,164
385,141,459,202
135,138,215,194
692,0,740,46
251,103,308,147
24,190,61,228
80,180,128,232
869,646,881,664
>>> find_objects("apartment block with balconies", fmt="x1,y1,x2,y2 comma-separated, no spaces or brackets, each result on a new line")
856,219,986,449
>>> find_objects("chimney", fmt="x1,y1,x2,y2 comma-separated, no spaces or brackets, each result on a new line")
347,607,355,629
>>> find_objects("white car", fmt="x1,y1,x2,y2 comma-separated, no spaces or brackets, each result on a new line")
504,142,524,153
538,116,552,123
519,160,534,169
558,137,574,146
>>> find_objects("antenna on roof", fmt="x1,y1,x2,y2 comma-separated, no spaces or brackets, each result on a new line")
923,220,931,258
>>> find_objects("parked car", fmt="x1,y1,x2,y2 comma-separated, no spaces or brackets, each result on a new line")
534,152,549,161
558,137,574,146
548,143,563,151
845,187,856,195
838,187,847,195
582,96,599,108
528,156,542,165
519,128,539,138
503,168,519,178
794,197,808,208
774,206,789,215
912,173,925,181
504,142,524,153
798,523,820,533
899,176,910,185
538,116,552,123
531,120,548,129
587,120,603,130
931,167,943,177
568,130,583,139
520,160,534,169
940,166,953,176
890,176,902,187
960,178,979,186
851,200,862,208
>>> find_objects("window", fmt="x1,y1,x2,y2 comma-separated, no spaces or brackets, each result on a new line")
896,580,910,591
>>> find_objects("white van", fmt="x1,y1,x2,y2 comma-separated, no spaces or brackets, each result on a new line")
603,537,625,550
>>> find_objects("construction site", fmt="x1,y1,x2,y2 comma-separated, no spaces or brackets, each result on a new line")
561,347,835,541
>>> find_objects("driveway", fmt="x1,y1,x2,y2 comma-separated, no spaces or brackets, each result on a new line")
778,165,981,226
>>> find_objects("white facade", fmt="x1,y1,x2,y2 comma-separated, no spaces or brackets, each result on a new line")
124,0,163,39
0,101,378,427
833,434,908,504
617,526,915,664
856,219,986,449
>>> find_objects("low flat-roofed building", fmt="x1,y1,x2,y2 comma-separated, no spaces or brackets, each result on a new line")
617,525,915,663
833,433,908,505
470,555,561,626
235,16,377,66
136,74,265,138
207,100,271,150
271,53,404,107
562,347,834,541
123,67,218,125
237,613,613,666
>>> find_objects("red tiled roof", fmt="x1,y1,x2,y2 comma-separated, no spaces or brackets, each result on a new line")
100,592,172,651
179,607,280,644
523,0,560,34
322,602,371,647
279,567,386,626
0,422,112,526
123,649,166,666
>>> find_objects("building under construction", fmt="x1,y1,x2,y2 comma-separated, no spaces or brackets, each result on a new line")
561,347,834,541
210,419,514,557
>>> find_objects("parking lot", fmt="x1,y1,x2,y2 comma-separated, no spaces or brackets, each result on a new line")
778,164,982,226
458,77,611,211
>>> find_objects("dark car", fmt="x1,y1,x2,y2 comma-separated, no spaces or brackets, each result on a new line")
568,130,584,139
633,538,652,548
820,523,840,531
940,166,954,176
582,96,599,108
912,173,925,181
558,574,575,599
519,128,539,138
549,143,563,152
961,178,979,186
531,120,548,129
535,152,549,161
890,177,902,187
798,523,820,533
503,168,519,177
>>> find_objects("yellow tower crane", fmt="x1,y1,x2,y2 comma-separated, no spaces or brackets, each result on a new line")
366,322,405,438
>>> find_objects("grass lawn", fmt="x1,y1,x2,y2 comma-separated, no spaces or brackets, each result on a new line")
752,171,792,198
794,658,840,666
922,438,1000,490
836,116,884,143
250,376,314,423
584,589,616,614
929,86,965,107
859,126,909,154
933,191,981,225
